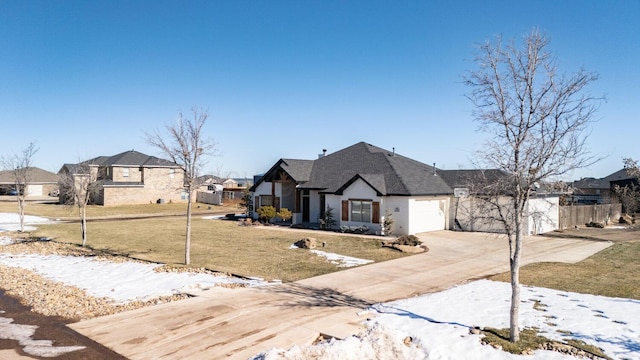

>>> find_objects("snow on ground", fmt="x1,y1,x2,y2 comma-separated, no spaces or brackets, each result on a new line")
290,244,374,268
256,280,640,360
0,315,86,357
0,253,269,304
0,213,58,232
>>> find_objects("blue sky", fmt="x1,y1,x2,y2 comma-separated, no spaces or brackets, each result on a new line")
1,1,638,180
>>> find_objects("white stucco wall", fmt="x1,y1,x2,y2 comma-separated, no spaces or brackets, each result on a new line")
526,196,559,235
454,195,560,235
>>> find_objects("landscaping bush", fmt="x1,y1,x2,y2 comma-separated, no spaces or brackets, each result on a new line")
394,235,422,246
585,221,604,228
277,208,292,223
257,206,276,223
339,225,369,234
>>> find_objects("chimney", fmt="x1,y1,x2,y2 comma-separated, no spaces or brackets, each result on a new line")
318,148,327,158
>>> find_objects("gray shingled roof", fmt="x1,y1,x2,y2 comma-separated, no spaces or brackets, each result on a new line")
437,169,510,189
77,150,179,168
295,142,453,196
0,167,59,184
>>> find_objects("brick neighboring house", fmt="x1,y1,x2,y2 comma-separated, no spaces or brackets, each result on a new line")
0,167,59,197
59,150,185,206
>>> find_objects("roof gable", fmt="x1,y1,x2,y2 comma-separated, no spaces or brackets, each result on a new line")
301,142,452,196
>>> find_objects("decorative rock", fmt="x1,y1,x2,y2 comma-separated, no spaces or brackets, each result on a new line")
294,238,317,249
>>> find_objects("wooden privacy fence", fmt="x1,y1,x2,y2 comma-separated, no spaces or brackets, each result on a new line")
559,203,622,229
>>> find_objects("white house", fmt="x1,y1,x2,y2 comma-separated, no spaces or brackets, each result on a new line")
251,142,562,236
250,142,453,236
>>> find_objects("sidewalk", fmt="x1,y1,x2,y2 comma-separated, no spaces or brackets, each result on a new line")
70,231,612,359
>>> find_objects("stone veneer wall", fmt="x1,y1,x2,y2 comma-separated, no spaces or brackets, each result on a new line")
101,167,186,206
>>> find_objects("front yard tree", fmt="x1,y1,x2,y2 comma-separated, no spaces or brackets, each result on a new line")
58,161,100,246
464,30,601,342
146,107,216,265
612,158,640,214
1,142,38,232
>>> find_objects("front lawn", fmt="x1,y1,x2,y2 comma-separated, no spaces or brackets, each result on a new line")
32,217,407,282
489,228,640,300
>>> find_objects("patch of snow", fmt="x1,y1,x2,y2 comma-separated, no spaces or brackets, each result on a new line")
255,280,640,359
0,253,268,304
0,213,57,232
0,237,14,246
310,250,374,268
0,317,85,357
290,245,373,268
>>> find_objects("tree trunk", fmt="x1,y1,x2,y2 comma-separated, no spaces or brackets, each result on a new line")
17,197,25,232
509,208,523,342
81,205,87,247
185,188,192,265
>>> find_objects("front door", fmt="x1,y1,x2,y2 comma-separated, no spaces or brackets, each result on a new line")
302,196,310,222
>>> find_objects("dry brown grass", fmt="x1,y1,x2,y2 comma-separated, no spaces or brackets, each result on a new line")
0,200,238,220
32,218,407,282
489,227,640,300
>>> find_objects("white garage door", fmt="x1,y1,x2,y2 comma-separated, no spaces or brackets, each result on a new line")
411,199,446,233
27,185,43,196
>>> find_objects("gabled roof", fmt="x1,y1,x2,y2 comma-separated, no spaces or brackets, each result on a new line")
253,142,453,196
302,142,451,196
437,169,510,189
572,168,639,189
0,167,58,184
74,150,179,168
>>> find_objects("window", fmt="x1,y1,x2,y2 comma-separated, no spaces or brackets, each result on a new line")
260,195,273,207
350,200,372,223
122,168,129,177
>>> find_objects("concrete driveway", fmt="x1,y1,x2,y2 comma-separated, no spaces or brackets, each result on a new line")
70,231,612,359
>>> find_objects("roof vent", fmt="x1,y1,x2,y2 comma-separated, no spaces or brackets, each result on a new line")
318,149,327,158
433,163,437,176
392,147,396,157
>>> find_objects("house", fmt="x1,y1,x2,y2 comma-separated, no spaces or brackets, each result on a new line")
0,167,59,197
59,150,185,206
251,142,561,236
250,142,453,236
570,168,639,205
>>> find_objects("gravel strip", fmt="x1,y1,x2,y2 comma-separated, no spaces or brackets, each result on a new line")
0,239,198,322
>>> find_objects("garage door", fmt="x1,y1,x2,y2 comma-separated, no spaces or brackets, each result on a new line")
411,199,446,233
27,185,43,196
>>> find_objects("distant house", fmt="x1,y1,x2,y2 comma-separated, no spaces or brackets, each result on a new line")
570,168,639,205
59,150,185,206
0,167,59,197
251,142,561,236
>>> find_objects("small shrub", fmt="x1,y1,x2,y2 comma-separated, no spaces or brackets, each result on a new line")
257,206,276,223
394,235,422,246
339,225,369,234
277,208,292,222
585,222,604,228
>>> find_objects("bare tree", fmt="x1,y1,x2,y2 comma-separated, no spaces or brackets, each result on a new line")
1,142,39,232
58,161,100,246
146,107,216,265
464,30,602,342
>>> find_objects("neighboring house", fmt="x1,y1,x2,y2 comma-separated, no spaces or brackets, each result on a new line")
0,167,59,197
570,168,639,205
251,142,561,236
437,169,560,235
251,142,453,236
59,150,185,206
